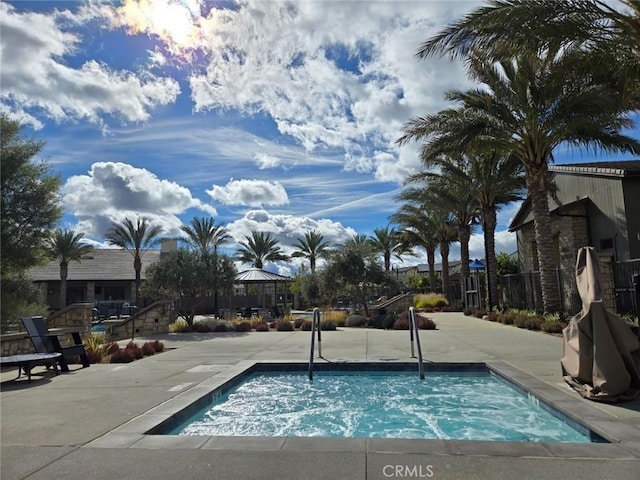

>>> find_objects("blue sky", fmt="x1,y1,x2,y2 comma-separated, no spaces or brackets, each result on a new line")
2,0,638,274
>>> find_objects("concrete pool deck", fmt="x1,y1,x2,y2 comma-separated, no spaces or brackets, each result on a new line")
1,312,640,480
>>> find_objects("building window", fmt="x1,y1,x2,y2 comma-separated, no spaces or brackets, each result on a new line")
600,238,614,250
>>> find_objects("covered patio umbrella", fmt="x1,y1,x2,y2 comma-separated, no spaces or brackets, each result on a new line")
561,247,640,402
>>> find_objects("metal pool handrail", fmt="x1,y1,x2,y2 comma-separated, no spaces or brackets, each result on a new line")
409,307,425,380
308,307,322,381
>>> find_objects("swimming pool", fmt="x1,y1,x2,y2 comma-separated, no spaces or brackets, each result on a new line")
161,364,602,443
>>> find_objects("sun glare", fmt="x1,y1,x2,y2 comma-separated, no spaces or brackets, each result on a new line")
117,0,202,50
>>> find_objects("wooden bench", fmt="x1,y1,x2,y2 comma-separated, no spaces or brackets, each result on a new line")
0,353,62,382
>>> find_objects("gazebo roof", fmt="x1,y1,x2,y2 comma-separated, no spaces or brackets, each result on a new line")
235,268,292,283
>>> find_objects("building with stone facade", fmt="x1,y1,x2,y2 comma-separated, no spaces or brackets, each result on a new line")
508,160,640,310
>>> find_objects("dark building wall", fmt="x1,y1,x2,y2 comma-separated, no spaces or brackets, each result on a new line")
622,177,640,259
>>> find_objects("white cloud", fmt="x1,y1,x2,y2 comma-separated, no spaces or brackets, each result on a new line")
207,179,289,207
62,162,217,238
225,209,357,268
0,3,180,128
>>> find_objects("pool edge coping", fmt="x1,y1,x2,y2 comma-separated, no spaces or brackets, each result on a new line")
84,359,640,459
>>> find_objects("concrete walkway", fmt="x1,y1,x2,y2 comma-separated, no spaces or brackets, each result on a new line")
1,312,640,480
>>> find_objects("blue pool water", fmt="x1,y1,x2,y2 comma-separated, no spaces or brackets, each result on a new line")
170,371,596,442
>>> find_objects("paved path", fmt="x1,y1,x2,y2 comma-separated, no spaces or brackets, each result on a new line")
2,312,639,480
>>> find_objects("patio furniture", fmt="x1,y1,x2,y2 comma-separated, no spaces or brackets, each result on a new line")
0,353,62,382
22,316,90,372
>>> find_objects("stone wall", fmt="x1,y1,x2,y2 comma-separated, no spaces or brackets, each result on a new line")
104,300,175,341
1,303,93,356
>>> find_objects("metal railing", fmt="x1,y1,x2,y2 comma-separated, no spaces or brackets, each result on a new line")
308,307,322,381
409,307,425,380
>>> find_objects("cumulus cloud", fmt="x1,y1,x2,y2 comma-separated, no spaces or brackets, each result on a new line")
0,3,180,128
62,162,217,238
207,179,289,207
225,209,357,268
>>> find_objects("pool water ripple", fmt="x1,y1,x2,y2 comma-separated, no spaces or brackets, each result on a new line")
173,371,593,442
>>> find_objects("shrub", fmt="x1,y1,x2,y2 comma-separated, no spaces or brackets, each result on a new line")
104,342,120,354
141,342,156,356
152,340,165,352
525,316,544,331
213,324,228,332
169,319,190,333
250,318,265,329
110,349,135,363
300,320,313,331
125,342,144,359
276,320,294,331
473,308,487,318
255,322,269,332
293,318,306,328
85,347,103,364
392,317,410,330
345,315,366,327
235,321,252,332
320,320,336,331
193,322,212,333
325,310,348,326
417,317,437,330
542,320,564,334
414,293,448,309
486,312,499,322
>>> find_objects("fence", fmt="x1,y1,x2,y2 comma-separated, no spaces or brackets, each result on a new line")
613,259,640,318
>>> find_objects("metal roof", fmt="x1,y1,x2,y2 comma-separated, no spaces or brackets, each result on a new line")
549,160,640,177
27,249,162,281
234,268,292,283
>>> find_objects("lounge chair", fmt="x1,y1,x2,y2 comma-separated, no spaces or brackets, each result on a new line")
22,316,90,372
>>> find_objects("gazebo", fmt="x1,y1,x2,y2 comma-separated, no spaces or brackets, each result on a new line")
233,268,293,319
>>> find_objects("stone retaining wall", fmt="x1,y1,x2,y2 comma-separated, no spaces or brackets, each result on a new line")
104,301,175,342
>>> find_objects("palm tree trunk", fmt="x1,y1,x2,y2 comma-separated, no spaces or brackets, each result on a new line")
527,169,561,313
384,252,391,271
483,206,498,310
440,242,451,301
59,263,68,309
133,254,142,341
458,225,471,280
427,247,436,292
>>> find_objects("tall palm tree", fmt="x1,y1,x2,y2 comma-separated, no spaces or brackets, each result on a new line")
47,229,94,309
235,231,288,269
417,0,640,65
407,151,525,309
181,217,230,315
399,53,640,312
291,230,330,273
390,205,439,293
368,225,404,272
105,217,163,310
180,217,230,258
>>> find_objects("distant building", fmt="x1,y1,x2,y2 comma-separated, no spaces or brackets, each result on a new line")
27,239,178,309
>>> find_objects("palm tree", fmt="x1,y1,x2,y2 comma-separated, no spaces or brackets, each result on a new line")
291,230,330,273
368,225,404,272
399,53,640,312
390,205,439,293
407,150,525,309
47,229,94,309
181,217,230,315
417,0,640,65
180,217,230,258
105,217,163,310
235,231,288,269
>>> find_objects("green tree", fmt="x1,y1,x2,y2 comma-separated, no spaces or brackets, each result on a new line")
368,225,403,272
105,217,163,315
143,250,236,327
496,252,520,276
399,54,640,312
325,235,388,318
235,231,288,269
291,230,330,272
47,229,94,309
180,217,230,315
1,115,62,276
1,115,62,331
